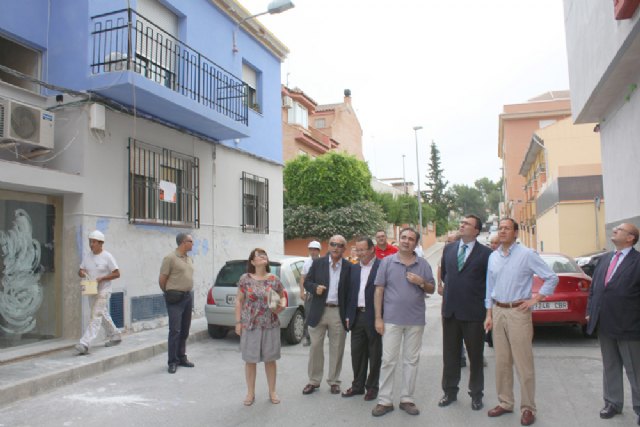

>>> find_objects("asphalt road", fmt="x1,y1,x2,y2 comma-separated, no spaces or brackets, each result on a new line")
0,245,635,427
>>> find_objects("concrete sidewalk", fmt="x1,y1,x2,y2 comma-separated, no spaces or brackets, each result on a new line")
0,317,209,407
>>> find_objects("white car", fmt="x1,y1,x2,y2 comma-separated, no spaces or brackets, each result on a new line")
204,256,307,344
485,225,498,245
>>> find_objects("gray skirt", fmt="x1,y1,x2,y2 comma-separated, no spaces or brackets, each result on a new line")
240,326,281,363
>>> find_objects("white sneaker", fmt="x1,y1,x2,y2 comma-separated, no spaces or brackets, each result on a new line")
75,343,88,355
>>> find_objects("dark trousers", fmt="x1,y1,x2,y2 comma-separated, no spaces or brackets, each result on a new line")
441,316,485,398
599,332,640,413
166,292,193,365
303,293,311,339
350,310,382,391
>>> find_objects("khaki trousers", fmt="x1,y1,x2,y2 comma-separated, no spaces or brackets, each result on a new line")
492,305,536,413
308,306,346,386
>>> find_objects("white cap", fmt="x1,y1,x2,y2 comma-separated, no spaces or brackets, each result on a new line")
308,240,321,249
88,230,105,242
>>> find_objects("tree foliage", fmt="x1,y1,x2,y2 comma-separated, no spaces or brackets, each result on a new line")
283,152,373,209
423,141,451,236
447,184,487,223
284,201,386,240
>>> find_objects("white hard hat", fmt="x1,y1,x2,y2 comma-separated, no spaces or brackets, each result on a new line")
88,230,105,242
308,240,321,249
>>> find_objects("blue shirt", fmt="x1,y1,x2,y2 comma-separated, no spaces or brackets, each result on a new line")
485,243,558,308
608,247,632,278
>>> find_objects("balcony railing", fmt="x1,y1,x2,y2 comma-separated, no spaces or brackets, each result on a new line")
91,9,248,125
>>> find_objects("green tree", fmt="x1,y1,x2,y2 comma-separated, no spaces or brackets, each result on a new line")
283,152,384,240
283,152,373,209
447,184,487,223
423,141,451,236
474,177,502,216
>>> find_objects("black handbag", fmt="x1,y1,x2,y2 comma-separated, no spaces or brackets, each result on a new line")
164,290,185,304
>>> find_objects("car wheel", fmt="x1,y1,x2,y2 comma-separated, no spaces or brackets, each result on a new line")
283,309,304,345
208,324,229,339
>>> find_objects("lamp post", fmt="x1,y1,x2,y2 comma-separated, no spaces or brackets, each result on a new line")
232,0,295,53
413,126,423,235
402,154,407,195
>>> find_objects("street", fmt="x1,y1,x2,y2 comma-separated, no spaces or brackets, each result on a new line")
0,246,634,427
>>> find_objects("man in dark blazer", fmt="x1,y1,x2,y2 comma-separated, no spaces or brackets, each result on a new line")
438,215,492,411
342,236,382,401
586,222,640,424
302,234,351,396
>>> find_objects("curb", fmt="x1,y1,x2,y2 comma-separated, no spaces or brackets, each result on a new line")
0,328,209,408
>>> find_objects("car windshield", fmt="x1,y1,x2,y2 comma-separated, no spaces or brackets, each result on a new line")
215,262,281,287
541,255,581,274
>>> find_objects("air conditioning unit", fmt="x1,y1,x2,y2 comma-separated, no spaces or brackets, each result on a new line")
282,95,293,109
0,98,55,150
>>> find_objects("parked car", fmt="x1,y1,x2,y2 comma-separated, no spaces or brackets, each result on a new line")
205,256,307,344
532,253,593,335
575,250,608,277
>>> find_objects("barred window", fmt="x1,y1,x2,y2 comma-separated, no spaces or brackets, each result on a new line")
128,138,199,228
241,172,269,233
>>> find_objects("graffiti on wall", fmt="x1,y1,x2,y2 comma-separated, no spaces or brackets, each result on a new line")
0,209,43,334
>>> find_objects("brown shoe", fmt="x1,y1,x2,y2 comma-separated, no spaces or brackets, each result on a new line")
521,409,535,426
364,388,378,401
341,387,364,397
372,404,394,417
399,402,420,415
330,384,341,394
302,384,319,395
488,405,513,417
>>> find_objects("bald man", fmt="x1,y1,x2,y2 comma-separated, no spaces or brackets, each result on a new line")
586,223,640,424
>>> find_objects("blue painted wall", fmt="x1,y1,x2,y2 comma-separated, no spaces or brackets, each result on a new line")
1,0,284,163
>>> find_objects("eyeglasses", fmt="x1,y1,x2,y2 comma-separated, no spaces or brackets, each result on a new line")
254,252,268,258
329,242,345,248
184,240,193,243
613,226,634,236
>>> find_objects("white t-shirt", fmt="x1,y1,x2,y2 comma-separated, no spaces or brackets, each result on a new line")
302,257,314,275
80,250,119,293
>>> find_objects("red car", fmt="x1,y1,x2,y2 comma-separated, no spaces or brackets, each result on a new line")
532,253,592,335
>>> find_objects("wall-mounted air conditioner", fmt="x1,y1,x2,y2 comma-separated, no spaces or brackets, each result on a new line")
282,95,293,109
0,98,55,150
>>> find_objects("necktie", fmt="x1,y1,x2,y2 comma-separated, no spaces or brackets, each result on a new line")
457,244,467,271
604,251,621,285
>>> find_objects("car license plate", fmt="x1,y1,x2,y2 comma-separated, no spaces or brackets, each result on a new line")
226,295,236,305
533,301,567,310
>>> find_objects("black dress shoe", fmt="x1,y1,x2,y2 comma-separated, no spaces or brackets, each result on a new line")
168,363,177,374
364,388,378,401
599,403,621,419
438,394,457,407
472,397,483,410
178,358,195,368
341,387,364,397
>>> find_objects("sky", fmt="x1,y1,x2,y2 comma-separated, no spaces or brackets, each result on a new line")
241,0,570,188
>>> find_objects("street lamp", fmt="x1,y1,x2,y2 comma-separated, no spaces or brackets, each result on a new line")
402,154,407,195
413,126,423,235
232,0,295,53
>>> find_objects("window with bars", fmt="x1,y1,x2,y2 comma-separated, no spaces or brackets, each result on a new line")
128,138,199,227
241,172,269,233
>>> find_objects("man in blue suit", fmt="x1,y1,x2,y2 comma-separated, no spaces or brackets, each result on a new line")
586,223,640,425
438,215,492,411
342,236,382,401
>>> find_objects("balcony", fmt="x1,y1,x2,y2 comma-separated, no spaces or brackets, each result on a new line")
90,9,250,141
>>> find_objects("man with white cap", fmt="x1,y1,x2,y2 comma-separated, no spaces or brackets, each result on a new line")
300,240,322,346
75,230,121,354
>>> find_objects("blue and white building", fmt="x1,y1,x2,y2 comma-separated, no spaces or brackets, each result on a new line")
0,0,289,353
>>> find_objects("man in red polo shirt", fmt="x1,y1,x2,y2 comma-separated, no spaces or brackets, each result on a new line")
375,230,398,259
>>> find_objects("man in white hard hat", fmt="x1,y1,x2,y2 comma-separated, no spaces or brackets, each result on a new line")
300,240,322,346
75,230,121,355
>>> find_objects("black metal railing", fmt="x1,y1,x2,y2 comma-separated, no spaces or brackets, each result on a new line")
91,9,248,125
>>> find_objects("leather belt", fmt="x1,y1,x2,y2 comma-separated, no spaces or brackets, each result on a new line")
357,307,366,312
493,300,524,308
325,303,338,307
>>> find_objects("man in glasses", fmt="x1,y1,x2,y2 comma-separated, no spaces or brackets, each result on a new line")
159,233,195,374
372,227,435,417
484,218,557,426
302,235,351,396
438,215,492,412
586,223,640,425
